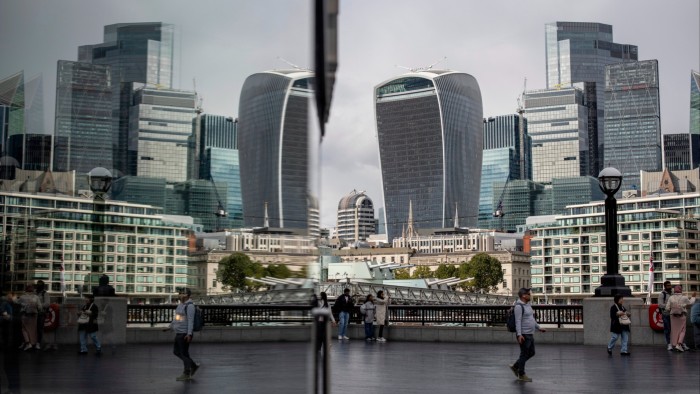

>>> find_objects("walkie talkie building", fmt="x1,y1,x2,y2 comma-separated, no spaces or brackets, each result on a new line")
238,70,314,232
374,70,483,242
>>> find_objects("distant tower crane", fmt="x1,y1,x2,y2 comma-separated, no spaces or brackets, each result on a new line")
492,178,511,232
210,175,227,231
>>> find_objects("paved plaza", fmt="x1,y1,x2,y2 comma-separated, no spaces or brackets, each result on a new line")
1,340,699,393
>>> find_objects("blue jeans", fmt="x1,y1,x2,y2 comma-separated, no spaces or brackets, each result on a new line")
608,331,629,353
662,313,671,345
364,322,374,339
79,330,101,352
514,334,535,375
338,312,350,337
173,333,195,373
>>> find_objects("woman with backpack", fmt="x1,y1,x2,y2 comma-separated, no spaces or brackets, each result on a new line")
18,284,40,351
665,286,697,352
360,294,376,341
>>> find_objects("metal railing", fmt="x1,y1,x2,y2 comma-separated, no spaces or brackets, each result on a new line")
127,304,582,328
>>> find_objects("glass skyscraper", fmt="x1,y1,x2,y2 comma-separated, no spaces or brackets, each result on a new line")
0,71,25,155
53,60,112,173
238,70,314,232
523,86,590,184
374,70,483,241
79,22,175,177
662,133,700,172
129,87,195,183
190,114,238,180
545,22,638,167
691,70,700,135
604,60,661,192
202,147,243,228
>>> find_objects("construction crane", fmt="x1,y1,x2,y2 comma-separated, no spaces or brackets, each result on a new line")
395,56,447,73
492,178,511,232
210,175,228,231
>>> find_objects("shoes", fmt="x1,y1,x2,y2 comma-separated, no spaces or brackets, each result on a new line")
35,343,41,350
667,344,673,351
621,352,631,356
518,374,533,382
366,337,372,341
18,343,26,349
176,373,191,381
377,337,387,342
607,348,612,355
338,335,343,340
342,336,350,340
190,363,200,378
23,344,33,351
509,364,519,378
96,348,102,356
682,343,690,351
674,345,684,352
78,351,88,355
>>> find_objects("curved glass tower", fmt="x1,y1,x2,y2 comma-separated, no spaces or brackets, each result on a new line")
238,70,314,231
374,70,483,242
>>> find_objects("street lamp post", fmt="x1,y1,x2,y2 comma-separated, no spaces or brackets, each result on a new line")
594,167,632,297
88,167,112,295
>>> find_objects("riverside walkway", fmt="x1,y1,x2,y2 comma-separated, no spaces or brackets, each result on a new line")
1,341,698,393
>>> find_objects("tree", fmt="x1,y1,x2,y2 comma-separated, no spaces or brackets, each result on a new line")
412,265,434,279
216,253,260,291
460,253,503,293
435,264,458,279
265,264,292,279
393,268,410,279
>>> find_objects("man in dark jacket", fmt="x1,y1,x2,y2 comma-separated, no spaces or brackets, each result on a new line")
333,288,354,340
93,275,116,297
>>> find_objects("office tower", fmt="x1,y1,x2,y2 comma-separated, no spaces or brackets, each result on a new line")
491,179,548,231
128,87,195,183
0,71,25,155
375,70,483,241
238,70,314,232
523,86,591,184
79,22,175,177
377,207,386,235
53,61,112,173
663,133,700,171
545,22,638,167
190,114,237,179
336,190,376,243
202,147,243,228
604,60,661,192
550,177,605,214
691,70,700,135
479,115,531,230
6,134,52,171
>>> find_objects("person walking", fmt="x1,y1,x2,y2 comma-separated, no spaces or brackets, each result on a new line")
165,288,199,381
360,294,376,341
77,294,101,355
607,294,631,356
509,288,546,382
35,280,50,350
665,286,696,352
18,285,40,351
375,290,390,342
690,298,700,351
315,292,335,351
658,281,674,351
334,288,354,340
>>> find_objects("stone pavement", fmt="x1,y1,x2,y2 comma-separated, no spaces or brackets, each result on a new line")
1,340,698,393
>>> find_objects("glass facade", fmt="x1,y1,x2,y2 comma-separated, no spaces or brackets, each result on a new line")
202,147,243,229
79,23,175,178
662,133,699,172
478,148,515,229
375,71,483,241
551,176,604,214
545,22,638,168
129,88,195,183
0,71,25,155
190,114,237,179
238,70,314,232
691,71,700,135
604,60,661,193
523,87,590,184
53,61,112,174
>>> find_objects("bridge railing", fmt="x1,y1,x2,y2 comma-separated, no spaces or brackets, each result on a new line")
127,304,583,328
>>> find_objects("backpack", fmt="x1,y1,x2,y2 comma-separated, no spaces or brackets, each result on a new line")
667,296,684,316
506,304,523,333
189,303,204,332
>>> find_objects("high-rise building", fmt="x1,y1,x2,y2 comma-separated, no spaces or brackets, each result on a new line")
663,133,700,171
202,147,243,228
7,134,52,171
523,86,591,184
0,71,25,155
604,60,661,193
545,21,638,167
550,176,604,214
190,114,237,180
336,190,376,243
53,61,112,174
491,179,548,231
238,70,314,232
128,87,195,183
374,70,483,241
79,22,175,177
376,207,386,235
691,70,700,135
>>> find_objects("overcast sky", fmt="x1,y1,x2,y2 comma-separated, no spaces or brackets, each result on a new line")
1,0,698,229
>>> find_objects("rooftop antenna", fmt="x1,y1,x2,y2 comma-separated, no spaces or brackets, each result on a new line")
395,56,448,73
276,56,311,72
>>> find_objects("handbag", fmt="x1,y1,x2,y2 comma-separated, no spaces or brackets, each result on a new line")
616,304,631,325
78,304,93,324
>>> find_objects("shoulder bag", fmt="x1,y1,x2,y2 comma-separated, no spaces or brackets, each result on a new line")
615,304,631,325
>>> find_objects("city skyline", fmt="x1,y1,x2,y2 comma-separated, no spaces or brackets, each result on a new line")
1,0,698,229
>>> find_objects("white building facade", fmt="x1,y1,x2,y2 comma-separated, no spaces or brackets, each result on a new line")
336,190,376,243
